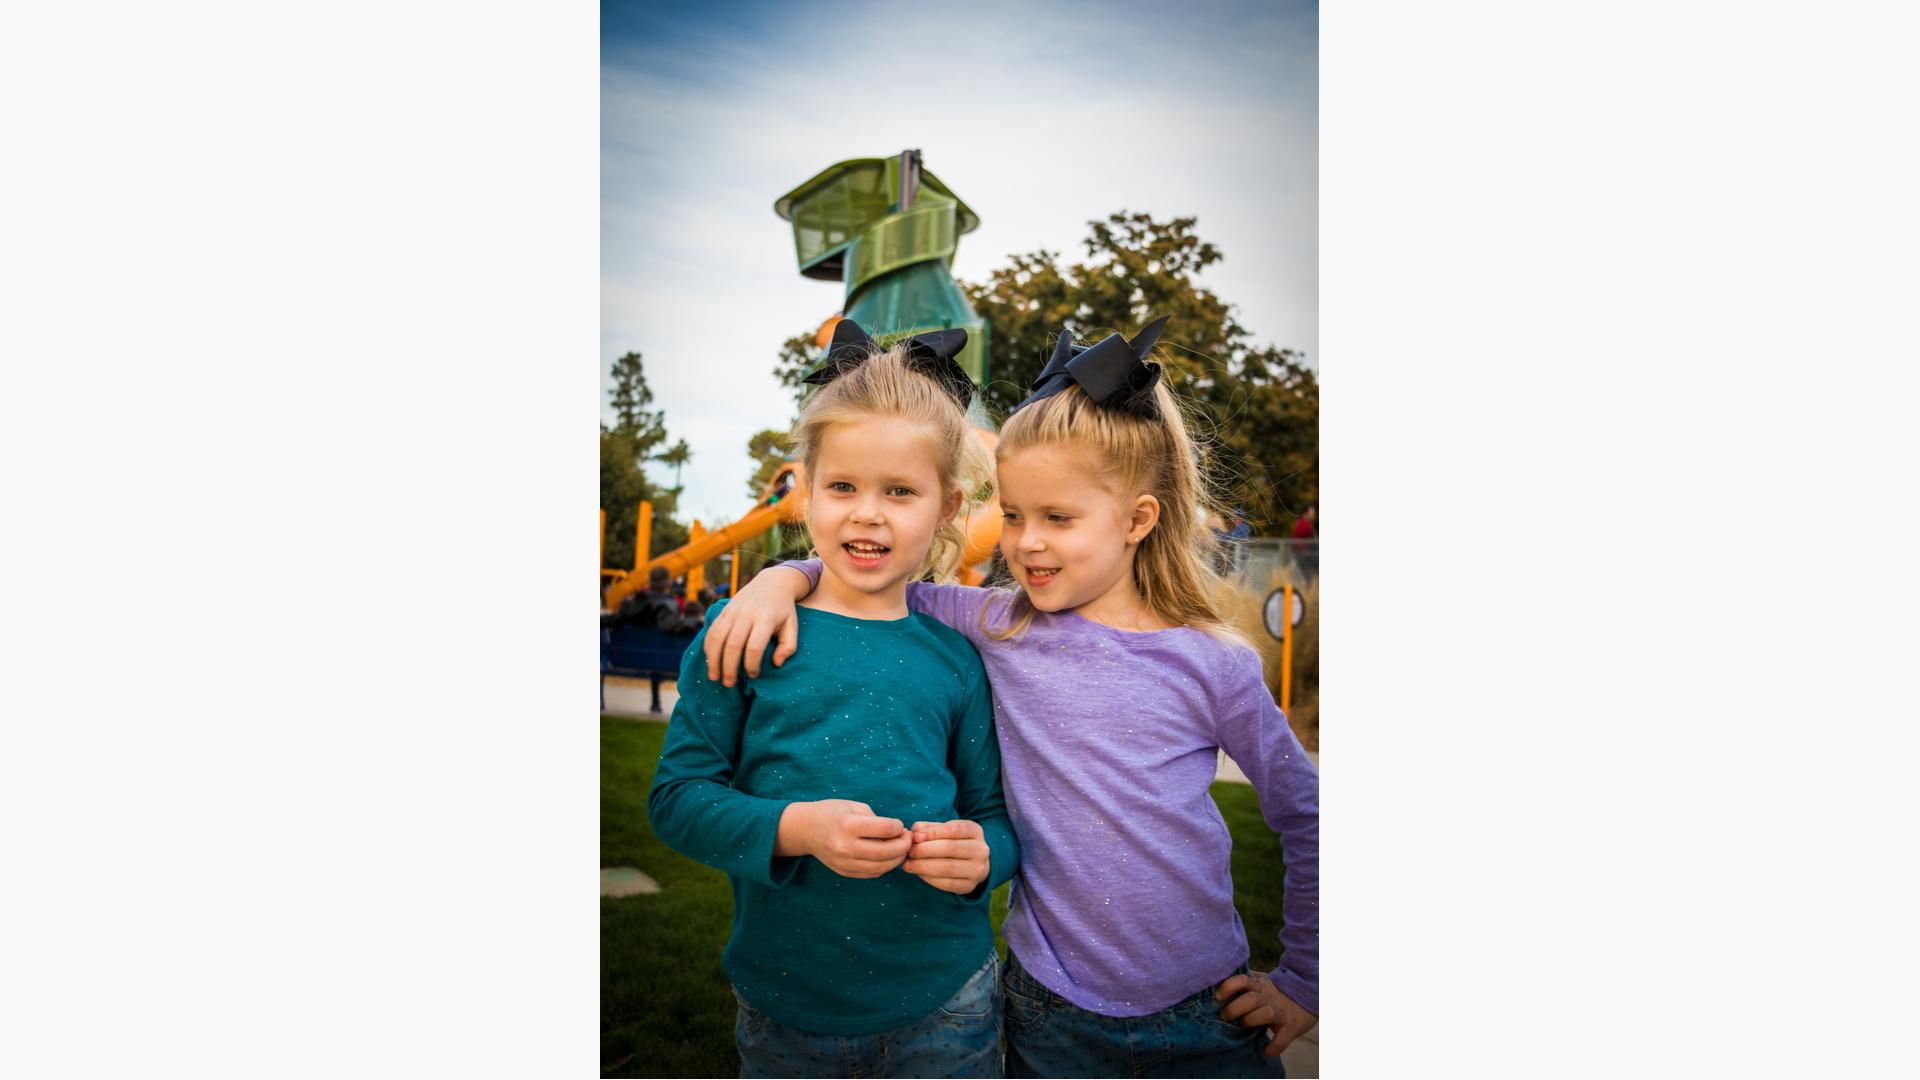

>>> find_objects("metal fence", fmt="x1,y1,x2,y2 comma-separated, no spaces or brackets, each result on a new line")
1219,537,1317,591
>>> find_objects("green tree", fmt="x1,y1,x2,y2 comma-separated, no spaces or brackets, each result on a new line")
654,438,692,492
772,331,822,405
771,212,1318,532
738,427,813,571
962,212,1317,532
602,429,692,572
743,428,792,499
608,350,668,453
601,350,688,571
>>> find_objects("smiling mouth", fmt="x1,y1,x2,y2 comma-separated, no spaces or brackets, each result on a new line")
1024,565,1060,585
844,540,891,566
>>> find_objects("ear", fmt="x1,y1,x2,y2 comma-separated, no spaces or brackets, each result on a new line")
1126,494,1161,545
945,486,966,520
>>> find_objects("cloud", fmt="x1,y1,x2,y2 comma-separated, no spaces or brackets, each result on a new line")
603,0,1316,524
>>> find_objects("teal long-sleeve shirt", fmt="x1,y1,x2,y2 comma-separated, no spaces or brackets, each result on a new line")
647,602,1019,1036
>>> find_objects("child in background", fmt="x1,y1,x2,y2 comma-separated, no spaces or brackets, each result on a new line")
648,323,1018,1078
708,318,1318,1078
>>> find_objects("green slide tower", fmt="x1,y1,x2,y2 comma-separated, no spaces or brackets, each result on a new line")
774,150,989,386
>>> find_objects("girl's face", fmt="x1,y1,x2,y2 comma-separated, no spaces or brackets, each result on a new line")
808,416,957,608
997,443,1152,618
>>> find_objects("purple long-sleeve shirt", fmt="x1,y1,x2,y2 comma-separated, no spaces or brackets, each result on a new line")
785,563,1319,1017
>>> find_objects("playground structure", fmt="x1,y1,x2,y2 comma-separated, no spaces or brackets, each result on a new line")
774,149,989,386
601,149,1006,612
602,461,808,615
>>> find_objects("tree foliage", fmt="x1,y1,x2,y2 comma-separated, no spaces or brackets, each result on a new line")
963,212,1317,532
771,331,821,405
743,428,793,499
601,351,688,571
739,427,814,570
609,350,668,450
654,438,692,492
770,212,1318,533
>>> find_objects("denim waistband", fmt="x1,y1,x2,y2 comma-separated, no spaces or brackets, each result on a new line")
1005,948,1240,1014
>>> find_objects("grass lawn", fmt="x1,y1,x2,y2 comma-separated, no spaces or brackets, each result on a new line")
602,715,1297,1078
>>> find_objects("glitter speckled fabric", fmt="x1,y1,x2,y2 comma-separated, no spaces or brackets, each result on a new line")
785,561,1320,1018
649,602,1019,1036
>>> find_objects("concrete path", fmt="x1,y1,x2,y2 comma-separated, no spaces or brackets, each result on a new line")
1214,747,1317,784
602,675,679,719
600,867,660,897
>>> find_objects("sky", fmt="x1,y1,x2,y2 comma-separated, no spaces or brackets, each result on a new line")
602,0,1317,526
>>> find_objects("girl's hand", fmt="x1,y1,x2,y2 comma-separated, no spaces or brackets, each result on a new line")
902,819,991,895
777,799,913,878
1214,971,1317,1057
703,566,810,687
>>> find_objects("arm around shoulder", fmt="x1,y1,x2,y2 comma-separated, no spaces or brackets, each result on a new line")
904,579,1002,646
702,564,814,685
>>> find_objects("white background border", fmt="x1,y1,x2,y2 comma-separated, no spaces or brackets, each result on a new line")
4,2,1917,1075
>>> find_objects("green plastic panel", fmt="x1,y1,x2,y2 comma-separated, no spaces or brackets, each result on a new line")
845,260,989,387
775,158,979,279
777,155,989,390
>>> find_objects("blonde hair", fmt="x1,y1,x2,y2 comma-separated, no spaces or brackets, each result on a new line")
987,367,1245,644
792,346,990,583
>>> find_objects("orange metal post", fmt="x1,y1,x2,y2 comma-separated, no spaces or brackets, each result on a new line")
634,501,653,569
730,545,741,594
1280,584,1294,712
686,521,706,595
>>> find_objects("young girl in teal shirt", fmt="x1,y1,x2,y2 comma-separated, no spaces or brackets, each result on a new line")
648,324,1019,1077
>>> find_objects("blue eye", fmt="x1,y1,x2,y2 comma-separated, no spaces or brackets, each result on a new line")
828,482,854,493
887,486,915,497
1049,514,1072,524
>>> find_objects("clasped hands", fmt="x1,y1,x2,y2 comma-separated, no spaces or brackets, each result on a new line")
776,799,988,894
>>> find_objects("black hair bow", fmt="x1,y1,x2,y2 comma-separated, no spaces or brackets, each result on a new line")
801,318,976,409
1012,316,1169,418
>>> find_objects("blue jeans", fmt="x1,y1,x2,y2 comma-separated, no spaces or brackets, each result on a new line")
734,951,1003,1078
1002,950,1283,1079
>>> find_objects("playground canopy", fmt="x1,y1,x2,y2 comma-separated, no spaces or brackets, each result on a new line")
774,156,979,282
774,153,988,387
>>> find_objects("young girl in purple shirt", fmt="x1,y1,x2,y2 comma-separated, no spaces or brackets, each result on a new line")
709,318,1318,1078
